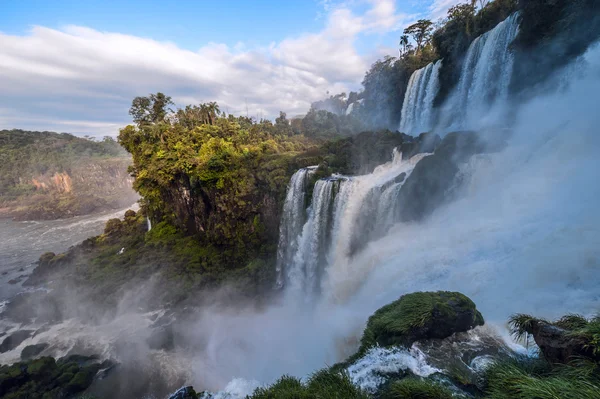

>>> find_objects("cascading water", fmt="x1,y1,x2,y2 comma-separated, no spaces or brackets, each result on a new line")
447,12,520,129
277,149,430,300
399,13,520,133
399,60,442,134
275,166,317,288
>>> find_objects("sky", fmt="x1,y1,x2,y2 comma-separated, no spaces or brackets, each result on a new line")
0,0,463,137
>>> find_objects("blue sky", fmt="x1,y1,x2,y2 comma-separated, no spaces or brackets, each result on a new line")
0,0,462,137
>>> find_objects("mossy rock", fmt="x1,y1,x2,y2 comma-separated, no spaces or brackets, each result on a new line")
39,252,56,264
21,343,49,360
359,291,484,352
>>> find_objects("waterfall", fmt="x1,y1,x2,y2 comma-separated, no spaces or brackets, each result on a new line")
399,60,442,135
275,166,317,288
450,12,520,128
278,149,430,300
146,217,152,231
285,178,341,296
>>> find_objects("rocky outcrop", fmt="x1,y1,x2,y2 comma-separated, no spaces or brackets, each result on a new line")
396,131,489,222
0,355,106,398
359,291,484,353
0,330,34,353
21,343,49,360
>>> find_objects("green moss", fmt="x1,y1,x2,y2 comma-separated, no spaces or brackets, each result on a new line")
39,252,56,264
358,291,484,354
381,378,455,399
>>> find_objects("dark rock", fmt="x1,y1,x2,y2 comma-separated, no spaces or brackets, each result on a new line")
401,132,441,159
147,325,175,351
169,386,199,399
527,320,597,364
359,291,484,352
0,330,34,353
394,172,407,184
8,279,19,285
21,343,49,360
1,291,62,324
59,354,100,367
0,356,100,398
397,131,487,222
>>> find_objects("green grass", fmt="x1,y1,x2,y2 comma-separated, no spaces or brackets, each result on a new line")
381,378,455,399
484,357,600,399
248,369,369,399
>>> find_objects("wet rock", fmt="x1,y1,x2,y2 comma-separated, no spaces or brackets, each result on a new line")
397,131,487,222
59,354,100,367
394,172,407,184
147,325,175,351
525,320,597,364
359,291,484,352
0,330,34,353
1,291,62,324
169,386,200,399
0,356,102,398
21,343,49,360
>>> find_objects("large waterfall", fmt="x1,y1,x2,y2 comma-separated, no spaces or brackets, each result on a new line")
276,150,430,299
399,60,442,134
451,12,520,128
399,13,520,134
275,166,316,288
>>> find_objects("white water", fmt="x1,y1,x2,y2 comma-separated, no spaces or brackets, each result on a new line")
399,13,520,134
347,346,439,393
277,150,429,300
275,167,317,288
444,12,521,129
399,60,442,134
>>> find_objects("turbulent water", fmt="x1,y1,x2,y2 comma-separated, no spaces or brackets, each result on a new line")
399,60,442,134
448,12,521,129
399,13,520,134
277,150,429,300
0,205,137,303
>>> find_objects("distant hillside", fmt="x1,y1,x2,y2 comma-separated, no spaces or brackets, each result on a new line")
0,129,138,220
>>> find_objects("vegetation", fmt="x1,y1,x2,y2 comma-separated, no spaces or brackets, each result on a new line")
381,378,455,399
483,356,600,399
248,370,369,399
0,355,108,399
358,291,484,354
0,129,135,220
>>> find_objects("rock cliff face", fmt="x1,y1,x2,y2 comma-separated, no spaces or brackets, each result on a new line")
7,158,138,221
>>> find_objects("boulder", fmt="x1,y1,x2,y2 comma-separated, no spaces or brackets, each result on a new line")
396,131,486,222
21,343,49,360
0,330,34,353
169,386,200,399
523,319,598,364
359,291,484,352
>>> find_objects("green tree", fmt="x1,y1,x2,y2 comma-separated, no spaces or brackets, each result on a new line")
399,34,410,56
129,92,174,126
404,19,434,53
448,3,477,35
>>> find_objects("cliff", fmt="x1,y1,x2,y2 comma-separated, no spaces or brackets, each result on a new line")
0,130,137,220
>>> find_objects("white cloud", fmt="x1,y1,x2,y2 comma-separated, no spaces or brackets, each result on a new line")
428,0,465,20
0,0,445,137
